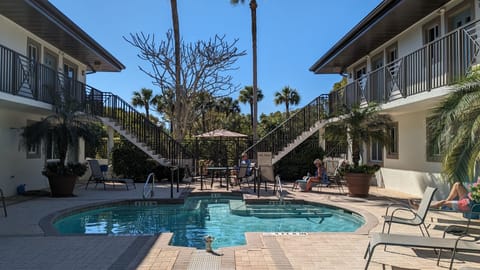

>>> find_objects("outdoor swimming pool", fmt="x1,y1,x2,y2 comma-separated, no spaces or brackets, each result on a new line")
53,194,364,249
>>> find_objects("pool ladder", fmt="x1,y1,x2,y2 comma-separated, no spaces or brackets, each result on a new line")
143,173,156,199
274,175,284,203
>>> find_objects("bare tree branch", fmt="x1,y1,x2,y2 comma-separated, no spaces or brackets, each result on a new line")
124,30,245,140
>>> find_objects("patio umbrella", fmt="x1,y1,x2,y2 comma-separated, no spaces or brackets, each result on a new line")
194,129,247,138
194,129,248,167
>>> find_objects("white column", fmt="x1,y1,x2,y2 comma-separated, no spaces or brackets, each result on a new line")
347,128,353,163
107,126,114,164
78,138,85,162
318,128,325,151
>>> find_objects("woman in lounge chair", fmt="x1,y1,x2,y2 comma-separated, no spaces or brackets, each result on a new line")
410,181,470,211
304,158,329,192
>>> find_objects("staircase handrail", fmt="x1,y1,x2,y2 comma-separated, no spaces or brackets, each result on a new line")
324,140,348,158
244,94,329,156
85,88,193,168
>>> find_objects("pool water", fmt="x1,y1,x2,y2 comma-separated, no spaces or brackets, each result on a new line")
54,195,364,249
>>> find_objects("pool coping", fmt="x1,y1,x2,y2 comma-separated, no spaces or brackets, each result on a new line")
40,191,378,239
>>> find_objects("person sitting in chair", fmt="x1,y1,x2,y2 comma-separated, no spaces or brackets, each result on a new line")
304,158,329,192
240,152,252,176
409,181,471,211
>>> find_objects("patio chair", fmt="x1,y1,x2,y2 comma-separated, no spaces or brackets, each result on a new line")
85,159,136,190
237,165,254,188
365,203,480,269
363,232,480,269
382,186,437,237
322,159,345,194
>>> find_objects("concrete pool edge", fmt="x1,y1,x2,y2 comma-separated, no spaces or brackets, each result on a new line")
39,192,378,238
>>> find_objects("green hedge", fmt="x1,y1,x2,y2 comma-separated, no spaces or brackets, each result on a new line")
274,137,325,183
111,140,157,181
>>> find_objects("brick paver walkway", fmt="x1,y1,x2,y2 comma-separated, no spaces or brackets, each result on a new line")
1,181,479,269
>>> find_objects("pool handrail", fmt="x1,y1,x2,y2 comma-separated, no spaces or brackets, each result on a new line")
275,175,284,203
143,173,156,199
0,188,6,217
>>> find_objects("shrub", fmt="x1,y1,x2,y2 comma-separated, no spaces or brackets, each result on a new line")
111,140,157,181
274,137,325,182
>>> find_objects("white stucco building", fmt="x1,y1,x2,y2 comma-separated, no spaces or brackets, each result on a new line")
0,0,124,196
310,0,480,198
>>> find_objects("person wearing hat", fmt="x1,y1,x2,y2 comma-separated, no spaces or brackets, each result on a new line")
304,158,329,191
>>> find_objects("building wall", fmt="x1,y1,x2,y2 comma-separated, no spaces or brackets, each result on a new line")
339,0,475,198
0,14,88,83
0,108,50,196
378,110,448,199
385,110,441,172
0,14,94,196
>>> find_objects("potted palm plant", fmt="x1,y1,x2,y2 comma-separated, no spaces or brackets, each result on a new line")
326,104,392,197
22,92,99,197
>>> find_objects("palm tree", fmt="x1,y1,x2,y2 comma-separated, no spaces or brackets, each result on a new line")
325,105,392,167
216,97,241,118
194,91,215,133
22,94,97,178
238,86,263,129
231,0,258,141
153,89,175,132
274,86,300,118
170,0,182,140
429,68,480,184
131,88,155,119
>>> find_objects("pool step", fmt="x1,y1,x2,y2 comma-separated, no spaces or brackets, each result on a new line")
229,201,333,219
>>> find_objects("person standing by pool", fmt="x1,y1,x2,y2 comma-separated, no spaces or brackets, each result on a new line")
304,158,329,192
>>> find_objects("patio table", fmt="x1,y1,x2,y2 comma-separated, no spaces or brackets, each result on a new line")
208,167,232,190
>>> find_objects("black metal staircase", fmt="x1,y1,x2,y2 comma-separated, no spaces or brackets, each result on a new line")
244,94,329,164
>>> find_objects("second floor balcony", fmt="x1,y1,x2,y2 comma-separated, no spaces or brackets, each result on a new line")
328,19,480,115
0,43,87,107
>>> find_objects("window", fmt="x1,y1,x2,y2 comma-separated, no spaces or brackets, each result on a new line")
424,23,439,44
63,60,76,80
370,138,383,162
26,120,41,159
27,38,40,92
426,117,442,162
46,132,59,160
423,19,441,64
448,6,472,31
387,122,399,159
386,44,398,63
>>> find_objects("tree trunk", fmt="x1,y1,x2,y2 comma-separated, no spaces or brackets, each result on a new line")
170,0,182,140
250,0,258,142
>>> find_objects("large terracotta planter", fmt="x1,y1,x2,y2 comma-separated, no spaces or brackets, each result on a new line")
47,174,77,197
345,173,372,198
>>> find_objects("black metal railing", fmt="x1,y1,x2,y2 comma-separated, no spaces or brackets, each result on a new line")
0,43,192,167
3,20,480,166
244,94,329,158
329,19,480,112
86,89,192,167
245,20,480,159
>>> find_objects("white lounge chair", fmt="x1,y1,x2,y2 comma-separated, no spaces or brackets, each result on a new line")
382,186,437,237
364,232,480,269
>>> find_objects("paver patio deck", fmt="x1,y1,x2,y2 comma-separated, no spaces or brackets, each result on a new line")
1,180,479,270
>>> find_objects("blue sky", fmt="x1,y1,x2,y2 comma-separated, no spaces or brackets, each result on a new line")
50,0,382,116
